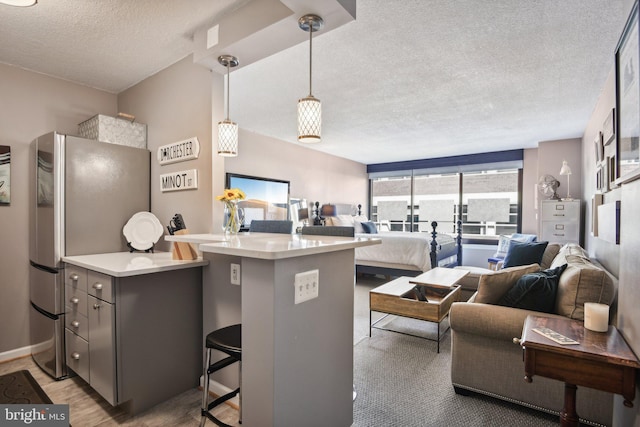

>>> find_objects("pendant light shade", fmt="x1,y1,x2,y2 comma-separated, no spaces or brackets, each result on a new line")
217,55,239,157
297,14,324,144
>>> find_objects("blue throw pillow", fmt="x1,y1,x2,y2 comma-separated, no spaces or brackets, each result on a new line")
497,264,568,313
502,240,549,268
361,221,378,234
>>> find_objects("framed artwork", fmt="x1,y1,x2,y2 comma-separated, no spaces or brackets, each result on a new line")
603,108,616,146
594,132,604,163
596,165,605,193
615,0,640,184
0,145,10,205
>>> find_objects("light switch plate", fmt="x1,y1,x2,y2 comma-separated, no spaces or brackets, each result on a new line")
230,263,240,285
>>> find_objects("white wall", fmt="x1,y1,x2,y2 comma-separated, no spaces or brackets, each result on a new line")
0,63,117,354
117,56,219,251
225,129,369,214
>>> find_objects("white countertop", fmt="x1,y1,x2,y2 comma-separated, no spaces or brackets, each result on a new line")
166,233,380,260
62,251,208,277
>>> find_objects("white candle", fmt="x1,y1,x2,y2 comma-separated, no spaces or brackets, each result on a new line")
584,303,609,332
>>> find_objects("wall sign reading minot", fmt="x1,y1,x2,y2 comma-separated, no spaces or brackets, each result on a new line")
160,169,198,192
157,137,200,165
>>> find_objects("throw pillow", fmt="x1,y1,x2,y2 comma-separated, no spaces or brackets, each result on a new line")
494,235,511,258
497,264,568,313
502,240,549,268
361,221,378,234
474,264,541,304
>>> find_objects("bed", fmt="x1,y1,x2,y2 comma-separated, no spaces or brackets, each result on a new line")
321,204,462,277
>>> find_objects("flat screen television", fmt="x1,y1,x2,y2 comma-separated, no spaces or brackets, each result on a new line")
226,173,290,230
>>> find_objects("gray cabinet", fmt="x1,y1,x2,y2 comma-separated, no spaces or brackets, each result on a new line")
64,263,202,414
65,267,117,405
539,200,580,244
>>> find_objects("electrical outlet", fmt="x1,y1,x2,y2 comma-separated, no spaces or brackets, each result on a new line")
230,263,240,285
294,269,319,304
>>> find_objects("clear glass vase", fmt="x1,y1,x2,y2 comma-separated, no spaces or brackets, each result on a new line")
223,201,243,234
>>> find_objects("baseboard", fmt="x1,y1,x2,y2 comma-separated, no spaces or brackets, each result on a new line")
199,375,239,408
0,345,32,363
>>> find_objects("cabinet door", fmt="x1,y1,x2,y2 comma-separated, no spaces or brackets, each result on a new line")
88,294,117,406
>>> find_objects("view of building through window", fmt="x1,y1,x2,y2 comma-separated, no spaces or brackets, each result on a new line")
370,169,520,236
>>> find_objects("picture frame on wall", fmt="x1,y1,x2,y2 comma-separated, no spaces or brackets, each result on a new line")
603,108,616,146
594,132,604,163
615,0,640,184
0,145,10,205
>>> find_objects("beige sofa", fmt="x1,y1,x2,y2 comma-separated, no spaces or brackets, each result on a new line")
449,244,617,426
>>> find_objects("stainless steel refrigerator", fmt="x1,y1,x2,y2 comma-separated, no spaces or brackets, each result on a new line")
29,131,150,379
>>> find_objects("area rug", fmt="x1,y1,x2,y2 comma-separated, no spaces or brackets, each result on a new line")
0,370,52,404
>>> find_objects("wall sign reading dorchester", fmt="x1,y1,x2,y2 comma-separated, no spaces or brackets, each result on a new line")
157,137,200,165
160,169,198,192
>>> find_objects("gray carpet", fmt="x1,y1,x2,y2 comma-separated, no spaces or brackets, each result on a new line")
353,277,559,427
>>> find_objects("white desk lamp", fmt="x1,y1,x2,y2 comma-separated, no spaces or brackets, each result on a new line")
559,161,573,201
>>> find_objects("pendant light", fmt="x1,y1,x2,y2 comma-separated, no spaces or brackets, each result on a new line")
217,55,239,157
297,14,324,143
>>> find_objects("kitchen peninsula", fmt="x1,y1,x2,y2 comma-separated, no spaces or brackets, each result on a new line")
166,232,380,427
61,251,207,414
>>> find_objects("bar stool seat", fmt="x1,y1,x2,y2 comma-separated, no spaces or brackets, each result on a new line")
200,324,242,427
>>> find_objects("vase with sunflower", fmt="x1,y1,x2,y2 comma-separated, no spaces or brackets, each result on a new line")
217,188,246,234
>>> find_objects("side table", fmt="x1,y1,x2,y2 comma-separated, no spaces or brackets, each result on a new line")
520,315,640,427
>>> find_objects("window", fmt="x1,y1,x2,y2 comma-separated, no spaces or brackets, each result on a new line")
368,150,523,237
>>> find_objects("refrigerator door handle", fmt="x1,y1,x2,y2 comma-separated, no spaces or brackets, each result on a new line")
30,260,60,274
30,301,58,320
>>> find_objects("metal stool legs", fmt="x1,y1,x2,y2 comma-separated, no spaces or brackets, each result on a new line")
199,348,241,426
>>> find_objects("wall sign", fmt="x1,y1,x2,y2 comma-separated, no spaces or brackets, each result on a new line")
160,169,198,192
157,137,200,165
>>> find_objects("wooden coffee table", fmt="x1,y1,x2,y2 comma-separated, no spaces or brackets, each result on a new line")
369,267,469,352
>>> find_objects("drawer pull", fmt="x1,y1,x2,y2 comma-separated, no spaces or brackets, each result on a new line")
70,273,79,281
71,320,80,328
70,297,79,304
71,352,80,360
93,283,103,290
93,303,101,310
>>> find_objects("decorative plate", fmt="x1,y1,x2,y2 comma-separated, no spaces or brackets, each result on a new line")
123,212,164,250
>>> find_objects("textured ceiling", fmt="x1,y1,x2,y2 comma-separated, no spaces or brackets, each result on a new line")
0,0,628,165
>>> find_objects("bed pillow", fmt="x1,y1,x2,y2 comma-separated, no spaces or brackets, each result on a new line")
332,215,355,227
497,264,568,313
502,241,549,268
474,263,541,304
361,221,378,234
353,215,368,233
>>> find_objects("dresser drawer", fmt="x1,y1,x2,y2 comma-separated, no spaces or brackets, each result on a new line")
65,285,88,317
65,310,88,340
541,201,580,221
65,266,87,292
88,270,114,303
541,221,579,243
66,329,89,382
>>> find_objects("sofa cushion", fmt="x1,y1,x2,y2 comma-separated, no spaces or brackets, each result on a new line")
497,264,568,313
540,243,561,270
475,264,541,304
554,255,616,320
503,241,549,268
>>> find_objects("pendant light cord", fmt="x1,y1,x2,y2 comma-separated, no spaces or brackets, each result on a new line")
308,23,313,97
226,62,231,121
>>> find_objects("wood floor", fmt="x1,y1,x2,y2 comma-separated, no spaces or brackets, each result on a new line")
0,355,240,427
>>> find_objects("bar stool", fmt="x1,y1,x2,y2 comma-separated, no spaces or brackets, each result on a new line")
200,324,242,427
